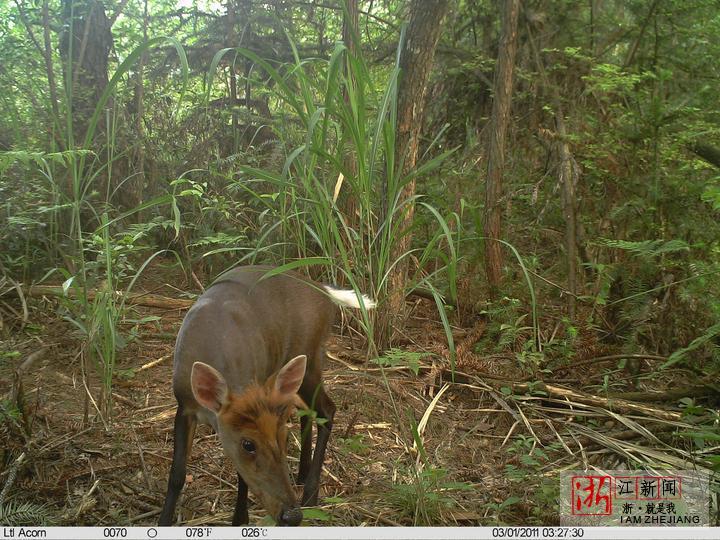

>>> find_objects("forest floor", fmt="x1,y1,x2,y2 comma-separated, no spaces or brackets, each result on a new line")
0,263,717,526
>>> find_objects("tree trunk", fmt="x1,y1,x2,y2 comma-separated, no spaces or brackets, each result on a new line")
59,0,113,148
555,101,578,320
129,0,149,213
227,0,239,155
342,0,359,55
381,0,449,348
526,15,580,321
340,0,360,245
483,0,520,294
42,0,63,149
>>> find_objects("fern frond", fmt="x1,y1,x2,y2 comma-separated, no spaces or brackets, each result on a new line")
598,238,690,259
0,500,54,526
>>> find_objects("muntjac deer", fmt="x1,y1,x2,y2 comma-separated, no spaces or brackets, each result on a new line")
158,265,375,526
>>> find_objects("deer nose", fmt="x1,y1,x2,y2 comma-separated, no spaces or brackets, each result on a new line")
278,505,303,526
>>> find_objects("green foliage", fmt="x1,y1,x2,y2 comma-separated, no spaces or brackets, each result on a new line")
1,34,186,420
297,404,328,428
301,507,332,522
4,1,715,372
211,31,459,351
701,175,720,210
336,434,370,455
541,317,579,368
663,323,720,369
0,350,21,362
382,418,474,525
502,436,560,524
0,399,22,427
483,496,521,524
677,398,720,472
0,150,94,175
582,62,646,94
597,239,691,260
478,297,539,368
372,349,428,376
387,465,473,525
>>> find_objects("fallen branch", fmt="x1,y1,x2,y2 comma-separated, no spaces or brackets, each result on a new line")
111,392,139,409
510,382,682,421
553,353,668,372
578,425,678,447
139,354,171,371
607,383,719,402
12,285,195,311
689,142,720,169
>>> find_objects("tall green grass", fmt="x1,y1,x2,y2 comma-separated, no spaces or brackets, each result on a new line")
61,37,187,421
206,32,457,356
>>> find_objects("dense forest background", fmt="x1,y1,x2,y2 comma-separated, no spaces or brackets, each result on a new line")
0,0,719,527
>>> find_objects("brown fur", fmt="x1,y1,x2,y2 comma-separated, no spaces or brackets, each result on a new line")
221,385,297,434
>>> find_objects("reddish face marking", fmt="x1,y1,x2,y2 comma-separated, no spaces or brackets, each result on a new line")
216,385,299,522
190,355,307,524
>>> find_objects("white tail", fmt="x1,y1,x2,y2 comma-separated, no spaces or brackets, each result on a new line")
323,285,377,310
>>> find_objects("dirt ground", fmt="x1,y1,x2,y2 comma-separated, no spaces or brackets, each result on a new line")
2,265,712,527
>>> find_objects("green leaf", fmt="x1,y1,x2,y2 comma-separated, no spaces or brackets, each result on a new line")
500,496,522,509
662,323,720,369
257,258,331,281
301,508,331,521
372,349,427,375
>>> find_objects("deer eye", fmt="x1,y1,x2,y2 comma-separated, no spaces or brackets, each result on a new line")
241,439,256,454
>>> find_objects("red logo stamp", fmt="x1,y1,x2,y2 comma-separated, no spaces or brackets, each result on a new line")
571,475,613,515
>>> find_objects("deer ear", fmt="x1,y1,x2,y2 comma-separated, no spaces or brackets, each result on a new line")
274,355,307,396
191,362,229,413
